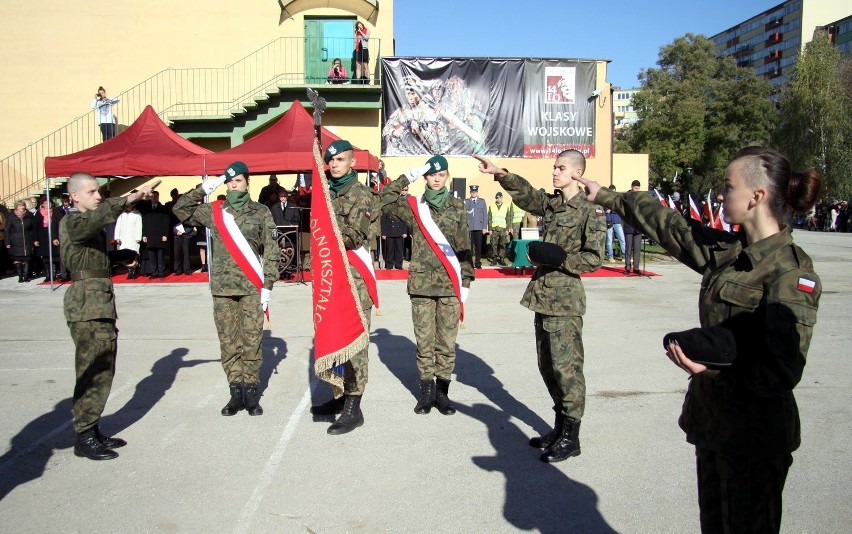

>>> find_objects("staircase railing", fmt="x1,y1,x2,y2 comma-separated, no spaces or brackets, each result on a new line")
1,36,379,203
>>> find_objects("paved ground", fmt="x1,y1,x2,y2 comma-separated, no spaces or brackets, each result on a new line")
0,230,849,534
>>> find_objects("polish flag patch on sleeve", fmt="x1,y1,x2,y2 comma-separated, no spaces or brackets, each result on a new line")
796,277,816,293
594,207,605,216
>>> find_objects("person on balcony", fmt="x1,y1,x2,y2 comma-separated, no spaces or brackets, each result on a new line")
354,21,370,84
91,86,119,142
327,58,348,84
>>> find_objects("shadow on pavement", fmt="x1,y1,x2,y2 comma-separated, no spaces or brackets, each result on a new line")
0,398,73,502
260,330,288,396
103,347,214,435
459,402,618,534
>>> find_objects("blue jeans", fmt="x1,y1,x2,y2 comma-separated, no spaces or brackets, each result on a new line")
606,224,625,259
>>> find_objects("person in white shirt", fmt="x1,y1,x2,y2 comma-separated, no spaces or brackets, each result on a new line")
91,86,120,141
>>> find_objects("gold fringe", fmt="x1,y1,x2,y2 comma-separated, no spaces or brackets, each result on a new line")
311,142,372,388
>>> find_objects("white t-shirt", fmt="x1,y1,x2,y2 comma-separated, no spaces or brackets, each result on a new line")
91,97,119,125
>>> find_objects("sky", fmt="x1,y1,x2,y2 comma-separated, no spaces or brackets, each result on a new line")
394,0,782,88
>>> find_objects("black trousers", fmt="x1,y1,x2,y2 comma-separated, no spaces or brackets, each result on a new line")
172,235,191,273
382,237,404,269
625,232,642,270
147,247,165,276
470,230,484,268
696,447,792,534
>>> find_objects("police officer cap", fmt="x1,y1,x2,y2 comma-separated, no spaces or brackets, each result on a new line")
324,140,354,163
469,185,479,191
495,192,503,198
425,155,448,175
224,161,249,182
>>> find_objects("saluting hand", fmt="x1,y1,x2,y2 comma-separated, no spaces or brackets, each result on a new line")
472,154,506,178
572,175,602,202
127,180,163,204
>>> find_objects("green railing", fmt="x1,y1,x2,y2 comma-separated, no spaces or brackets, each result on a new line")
0,36,380,203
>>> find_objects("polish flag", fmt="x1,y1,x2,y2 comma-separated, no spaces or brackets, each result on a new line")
668,194,677,211
717,204,731,231
688,194,702,221
653,189,667,207
797,277,816,293
704,190,714,223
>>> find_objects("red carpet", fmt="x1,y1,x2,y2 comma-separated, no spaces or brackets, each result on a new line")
40,265,656,286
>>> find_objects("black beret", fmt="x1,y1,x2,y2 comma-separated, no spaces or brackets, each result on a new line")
663,326,738,368
527,241,567,266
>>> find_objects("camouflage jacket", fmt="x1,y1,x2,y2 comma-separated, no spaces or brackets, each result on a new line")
597,187,821,454
329,175,381,308
173,185,279,296
60,198,126,322
496,173,605,316
382,176,474,297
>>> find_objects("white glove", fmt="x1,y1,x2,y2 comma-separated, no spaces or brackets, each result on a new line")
260,288,272,312
460,286,470,304
201,174,227,195
404,164,432,183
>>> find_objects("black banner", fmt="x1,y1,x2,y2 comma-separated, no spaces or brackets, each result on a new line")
381,58,597,158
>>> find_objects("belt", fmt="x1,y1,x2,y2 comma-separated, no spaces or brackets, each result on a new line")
70,269,110,281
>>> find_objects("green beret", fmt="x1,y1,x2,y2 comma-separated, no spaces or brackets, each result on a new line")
425,155,448,174
495,192,503,198
324,140,354,163
224,161,249,182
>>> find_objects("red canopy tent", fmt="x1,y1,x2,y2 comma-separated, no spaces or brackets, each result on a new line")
44,105,211,177
205,100,379,174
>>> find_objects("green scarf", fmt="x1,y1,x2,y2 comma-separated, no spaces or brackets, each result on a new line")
328,169,358,196
226,190,250,211
424,186,449,208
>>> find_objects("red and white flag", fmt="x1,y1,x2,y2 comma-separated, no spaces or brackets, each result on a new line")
667,194,677,211
717,204,731,232
797,277,816,293
688,194,702,221
653,189,667,207
309,143,369,393
704,190,714,224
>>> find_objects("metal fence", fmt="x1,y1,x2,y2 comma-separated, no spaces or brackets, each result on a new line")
0,36,380,203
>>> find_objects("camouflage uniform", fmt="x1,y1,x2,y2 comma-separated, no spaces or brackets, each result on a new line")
330,176,381,395
60,198,127,434
382,176,475,380
173,185,279,385
495,173,605,421
597,187,821,533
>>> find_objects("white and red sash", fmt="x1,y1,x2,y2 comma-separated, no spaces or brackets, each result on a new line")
407,195,468,321
211,199,268,321
346,246,380,310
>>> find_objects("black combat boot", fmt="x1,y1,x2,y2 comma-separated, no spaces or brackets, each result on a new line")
221,382,245,416
310,396,345,415
327,395,364,435
540,417,581,463
244,384,263,416
94,425,127,448
529,412,565,449
74,428,119,460
414,379,435,414
127,268,137,280
433,378,456,415
16,264,25,283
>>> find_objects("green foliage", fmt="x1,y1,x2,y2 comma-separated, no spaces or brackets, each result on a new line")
774,34,852,199
628,34,777,196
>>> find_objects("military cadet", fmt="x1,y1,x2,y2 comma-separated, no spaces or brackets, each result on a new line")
173,161,279,417
309,140,381,435
487,192,512,266
509,200,525,241
464,185,487,268
61,173,159,460
474,150,605,463
381,155,475,414
575,147,822,533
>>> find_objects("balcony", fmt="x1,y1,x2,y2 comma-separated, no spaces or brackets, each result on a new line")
764,49,782,64
737,58,751,67
765,67,782,78
766,32,783,45
765,18,783,31
733,45,752,58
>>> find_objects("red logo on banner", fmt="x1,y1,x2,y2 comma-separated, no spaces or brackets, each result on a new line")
545,67,576,104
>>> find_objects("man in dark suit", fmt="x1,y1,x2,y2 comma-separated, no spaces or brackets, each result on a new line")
142,191,170,278
270,189,301,227
380,186,409,269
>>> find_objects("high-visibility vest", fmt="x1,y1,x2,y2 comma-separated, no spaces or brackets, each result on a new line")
489,202,510,228
511,202,524,224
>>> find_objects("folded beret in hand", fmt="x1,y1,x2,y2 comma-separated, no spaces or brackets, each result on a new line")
527,241,567,266
663,326,738,368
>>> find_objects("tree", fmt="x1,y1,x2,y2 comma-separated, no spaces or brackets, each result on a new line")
774,34,852,199
628,34,777,195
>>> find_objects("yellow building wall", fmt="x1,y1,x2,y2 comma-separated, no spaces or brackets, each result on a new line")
0,0,394,198
612,153,649,191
